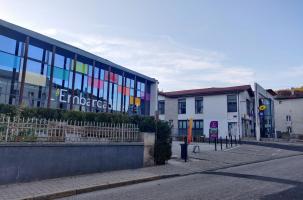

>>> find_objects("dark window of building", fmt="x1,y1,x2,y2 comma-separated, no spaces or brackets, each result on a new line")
178,98,186,114
195,97,203,114
227,95,237,112
158,100,165,114
193,120,203,136
287,127,292,133
246,99,251,115
178,120,188,135
286,115,291,121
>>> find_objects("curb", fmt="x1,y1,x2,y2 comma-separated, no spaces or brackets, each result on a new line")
21,174,180,200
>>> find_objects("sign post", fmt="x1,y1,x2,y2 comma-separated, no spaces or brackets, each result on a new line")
209,121,218,140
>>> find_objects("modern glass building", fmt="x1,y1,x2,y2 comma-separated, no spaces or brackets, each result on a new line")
0,20,158,115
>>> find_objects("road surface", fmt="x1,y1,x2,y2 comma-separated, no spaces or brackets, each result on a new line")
59,154,303,200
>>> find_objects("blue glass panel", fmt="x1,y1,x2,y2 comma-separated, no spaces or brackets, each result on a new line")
83,75,88,94
113,84,118,111
27,59,42,73
69,71,73,89
100,69,105,80
137,82,141,90
18,42,25,57
0,51,21,71
103,82,108,100
141,83,145,92
66,58,72,70
74,73,82,90
88,65,93,77
94,67,99,78
126,78,130,87
130,79,134,88
28,45,43,60
0,35,16,54
54,54,65,68
118,75,122,85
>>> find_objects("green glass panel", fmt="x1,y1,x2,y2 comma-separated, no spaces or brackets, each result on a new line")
75,61,88,74
47,66,69,81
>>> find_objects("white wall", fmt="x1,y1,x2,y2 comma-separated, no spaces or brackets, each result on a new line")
159,91,254,139
275,98,303,135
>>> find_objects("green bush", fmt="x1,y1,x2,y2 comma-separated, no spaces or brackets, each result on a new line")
0,104,18,117
0,104,172,164
154,120,172,165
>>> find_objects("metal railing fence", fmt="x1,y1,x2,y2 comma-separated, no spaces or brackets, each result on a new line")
0,116,141,143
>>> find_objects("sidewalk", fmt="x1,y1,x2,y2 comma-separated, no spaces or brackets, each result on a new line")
1,144,303,200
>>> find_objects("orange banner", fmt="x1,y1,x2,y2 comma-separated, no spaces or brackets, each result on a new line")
187,118,193,144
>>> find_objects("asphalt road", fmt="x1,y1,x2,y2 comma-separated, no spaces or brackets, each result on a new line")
59,155,303,200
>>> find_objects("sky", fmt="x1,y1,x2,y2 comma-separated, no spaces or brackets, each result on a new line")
0,0,302,91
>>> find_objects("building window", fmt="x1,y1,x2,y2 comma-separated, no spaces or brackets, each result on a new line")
158,100,165,114
228,122,238,136
195,97,203,114
287,127,292,133
193,120,203,136
178,120,188,136
227,95,237,112
178,98,186,114
246,99,251,115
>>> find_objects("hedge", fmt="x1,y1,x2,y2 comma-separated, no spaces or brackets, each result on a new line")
0,104,172,164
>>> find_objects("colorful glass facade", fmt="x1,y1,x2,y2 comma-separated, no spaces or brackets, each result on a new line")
0,20,157,115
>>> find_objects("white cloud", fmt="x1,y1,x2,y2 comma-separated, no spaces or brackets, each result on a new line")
11,23,257,91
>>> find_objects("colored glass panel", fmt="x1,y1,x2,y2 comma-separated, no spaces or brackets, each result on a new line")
74,61,88,74
135,98,141,106
47,66,69,81
104,71,108,81
130,96,134,105
0,51,21,70
124,87,130,96
21,71,46,86
115,74,119,84
118,85,122,93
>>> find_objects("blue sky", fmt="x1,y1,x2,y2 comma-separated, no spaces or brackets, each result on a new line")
1,0,302,91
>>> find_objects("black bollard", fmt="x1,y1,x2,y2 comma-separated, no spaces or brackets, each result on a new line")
220,137,223,150
184,136,188,162
231,135,233,147
180,136,188,162
215,138,217,151
225,136,228,149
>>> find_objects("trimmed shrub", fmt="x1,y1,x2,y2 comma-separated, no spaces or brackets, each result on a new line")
154,120,172,165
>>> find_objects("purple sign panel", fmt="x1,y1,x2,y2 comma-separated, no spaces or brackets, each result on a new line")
209,121,218,139
210,121,218,129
